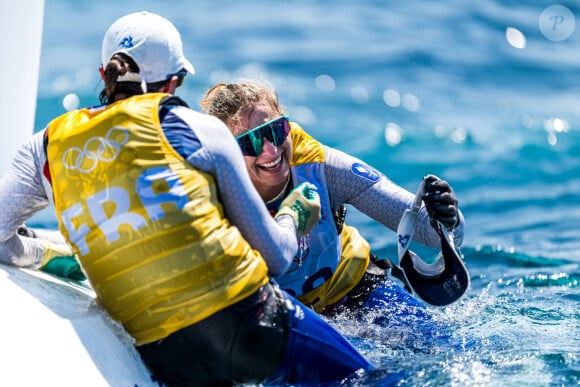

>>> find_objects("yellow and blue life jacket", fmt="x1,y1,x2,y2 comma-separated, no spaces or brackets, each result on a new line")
278,123,370,312
46,93,268,345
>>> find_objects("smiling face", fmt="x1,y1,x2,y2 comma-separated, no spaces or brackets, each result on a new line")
228,100,292,202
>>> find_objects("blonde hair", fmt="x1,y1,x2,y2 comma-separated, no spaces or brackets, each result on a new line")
200,80,286,124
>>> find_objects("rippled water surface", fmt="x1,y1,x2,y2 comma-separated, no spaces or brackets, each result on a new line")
33,1,580,385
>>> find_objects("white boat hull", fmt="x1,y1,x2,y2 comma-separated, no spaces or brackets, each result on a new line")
0,264,155,386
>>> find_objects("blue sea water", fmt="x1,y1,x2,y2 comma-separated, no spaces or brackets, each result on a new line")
33,1,580,386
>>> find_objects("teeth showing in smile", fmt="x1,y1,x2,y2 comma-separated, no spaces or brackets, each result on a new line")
260,156,282,169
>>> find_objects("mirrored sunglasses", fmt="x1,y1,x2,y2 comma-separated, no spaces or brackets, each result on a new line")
235,116,291,157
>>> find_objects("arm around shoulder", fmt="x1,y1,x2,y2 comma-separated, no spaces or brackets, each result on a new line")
173,108,298,276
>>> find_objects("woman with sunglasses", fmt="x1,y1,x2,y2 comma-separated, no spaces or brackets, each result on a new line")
201,81,465,337
0,12,374,386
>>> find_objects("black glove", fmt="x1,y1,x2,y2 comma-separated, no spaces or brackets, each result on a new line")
422,174,459,230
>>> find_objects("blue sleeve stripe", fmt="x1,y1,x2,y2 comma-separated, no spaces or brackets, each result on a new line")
159,106,201,159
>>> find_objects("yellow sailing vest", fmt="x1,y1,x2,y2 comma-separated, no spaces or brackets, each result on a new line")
46,93,268,345
286,124,371,312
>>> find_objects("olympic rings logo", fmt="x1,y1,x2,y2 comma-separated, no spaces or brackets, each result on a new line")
62,126,129,173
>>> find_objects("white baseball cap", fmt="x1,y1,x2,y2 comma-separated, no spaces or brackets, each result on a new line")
101,11,195,84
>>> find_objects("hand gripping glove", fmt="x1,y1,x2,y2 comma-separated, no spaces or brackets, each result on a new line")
275,182,321,235
422,174,460,230
40,242,87,281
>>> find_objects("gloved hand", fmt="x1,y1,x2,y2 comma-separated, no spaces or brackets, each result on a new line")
40,242,87,282
422,174,459,230
275,182,321,235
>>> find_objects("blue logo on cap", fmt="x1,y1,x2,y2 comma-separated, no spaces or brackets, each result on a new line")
351,162,380,182
119,36,134,49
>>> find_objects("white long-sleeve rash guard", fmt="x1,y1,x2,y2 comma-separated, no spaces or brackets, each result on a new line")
0,104,298,276
322,146,465,249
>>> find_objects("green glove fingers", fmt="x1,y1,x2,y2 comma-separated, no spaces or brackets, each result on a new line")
275,182,321,235
40,242,87,281
41,256,87,281
300,182,317,201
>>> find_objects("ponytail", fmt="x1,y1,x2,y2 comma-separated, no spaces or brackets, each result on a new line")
99,53,143,104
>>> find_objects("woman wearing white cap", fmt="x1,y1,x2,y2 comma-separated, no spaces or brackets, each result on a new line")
0,11,373,386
